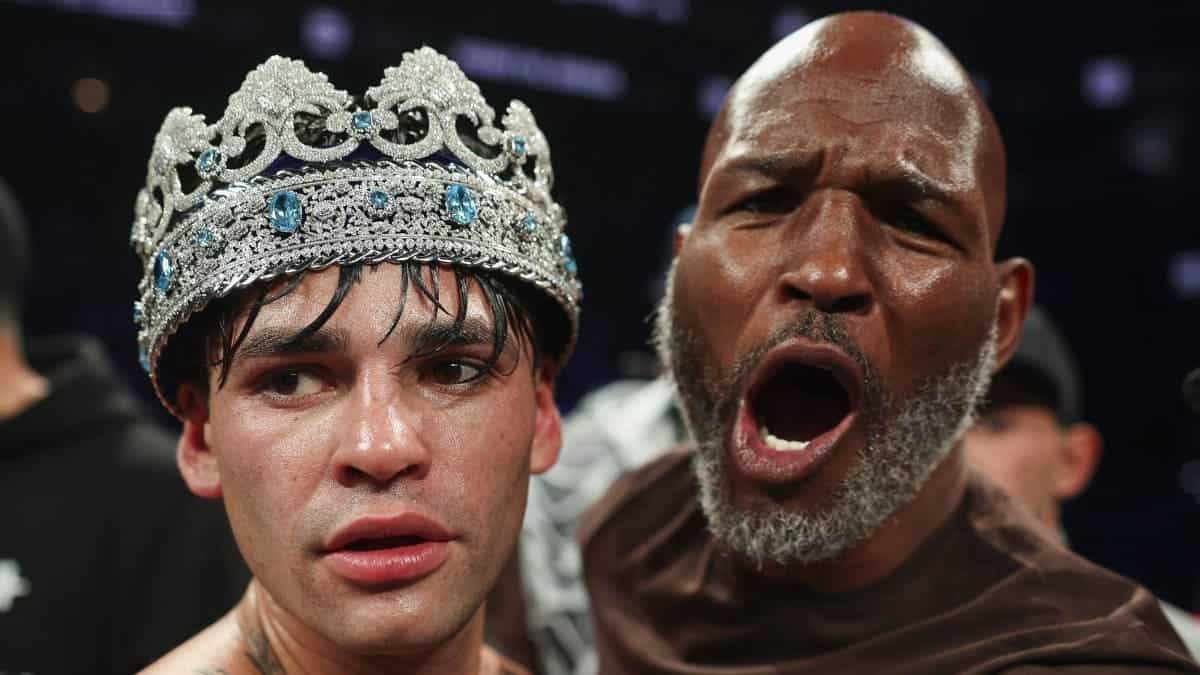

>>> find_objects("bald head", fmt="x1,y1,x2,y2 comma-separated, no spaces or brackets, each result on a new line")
702,11,1006,244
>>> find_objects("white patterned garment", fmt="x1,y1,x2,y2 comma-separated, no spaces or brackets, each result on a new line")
1160,601,1200,661
519,378,683,675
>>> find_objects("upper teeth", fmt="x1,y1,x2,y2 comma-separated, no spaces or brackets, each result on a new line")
760,425,810,451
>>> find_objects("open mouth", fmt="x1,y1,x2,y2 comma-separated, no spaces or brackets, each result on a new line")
753,362,854,451
731,340,864,484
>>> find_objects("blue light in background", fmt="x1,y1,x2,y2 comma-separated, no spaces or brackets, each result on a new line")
1168,250,1200,300
696,75,731,120
5,0,195,28
301,5,353,60
450,37,628,101
557,0,689,25
772,5,813,40
1081,56,1134,109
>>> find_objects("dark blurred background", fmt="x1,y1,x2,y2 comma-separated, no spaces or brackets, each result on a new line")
1,0,1198,611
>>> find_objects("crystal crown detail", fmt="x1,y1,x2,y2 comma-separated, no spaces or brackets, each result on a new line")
131,49,579,412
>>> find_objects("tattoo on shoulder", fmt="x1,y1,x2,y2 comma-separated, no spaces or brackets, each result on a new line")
246,630,287,675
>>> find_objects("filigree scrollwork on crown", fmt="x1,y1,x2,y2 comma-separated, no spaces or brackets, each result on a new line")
135,108,213,251
218,55,358,179
363,47,505,174
134,49,559,258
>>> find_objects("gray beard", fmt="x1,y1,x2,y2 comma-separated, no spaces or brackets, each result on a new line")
654,264,997,567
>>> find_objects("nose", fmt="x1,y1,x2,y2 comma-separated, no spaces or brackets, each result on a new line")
775,191,874,316
332,375,432,487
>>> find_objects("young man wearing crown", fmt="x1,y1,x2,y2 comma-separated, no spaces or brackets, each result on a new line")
131,50,580,675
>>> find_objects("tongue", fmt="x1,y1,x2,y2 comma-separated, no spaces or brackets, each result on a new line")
345,535,426,551
756,364,850,444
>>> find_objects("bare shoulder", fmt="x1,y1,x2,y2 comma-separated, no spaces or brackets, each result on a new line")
139,609,253,675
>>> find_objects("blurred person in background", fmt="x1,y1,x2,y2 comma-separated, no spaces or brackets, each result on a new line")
492,207,690,675
580,11,1197,673
503,357,679,675
965,304,1200,659
132,49,579,674
0,176,248,673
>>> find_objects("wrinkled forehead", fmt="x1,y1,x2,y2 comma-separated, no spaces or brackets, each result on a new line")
726,29,984,163
707,16,1003,233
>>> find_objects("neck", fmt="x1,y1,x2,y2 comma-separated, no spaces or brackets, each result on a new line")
234,580,485,675
0,327,48,421
751,446,969,593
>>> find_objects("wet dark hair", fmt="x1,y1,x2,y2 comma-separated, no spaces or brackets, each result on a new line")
159,260,554,403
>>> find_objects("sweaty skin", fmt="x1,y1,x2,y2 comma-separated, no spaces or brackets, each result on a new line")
674,11,1032,590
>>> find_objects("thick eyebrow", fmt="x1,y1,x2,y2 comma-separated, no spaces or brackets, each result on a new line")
718,151,959,204
234,326,349,364
712,150,821,183
868,161,956,207
865,161,983,236
405,315,509,358
229,316,514,370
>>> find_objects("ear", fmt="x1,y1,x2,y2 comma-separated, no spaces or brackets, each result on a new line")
991,258,1034,371
1053,421,1104,500
528,366,563,475
673,222,692,254
176,382,222,499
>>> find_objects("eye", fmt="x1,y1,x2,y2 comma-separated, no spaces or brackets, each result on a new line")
872,199,958,250
889,208,944,240
728,187,796,216
427,360,486,386
260,369,328,397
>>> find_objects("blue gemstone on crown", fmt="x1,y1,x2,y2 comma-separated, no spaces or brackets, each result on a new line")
152,251,173,292
508,135,527,157
352,111,373,134
192,228,214,248
523,212,538,232
445,184,477,226
196,148,221,177
138,344,150,372
369,190,390,210
269,190,303,234
560,234,577,274
133,301,144,325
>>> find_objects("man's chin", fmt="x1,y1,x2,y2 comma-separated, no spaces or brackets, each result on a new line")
694,427,908,567
312,597,478,658
291,568,482,658
718,414,872,514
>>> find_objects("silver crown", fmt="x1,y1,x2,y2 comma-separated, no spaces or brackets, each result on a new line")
131,49,580,410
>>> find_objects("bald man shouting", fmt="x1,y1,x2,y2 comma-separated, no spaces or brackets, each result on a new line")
580,12,1197,674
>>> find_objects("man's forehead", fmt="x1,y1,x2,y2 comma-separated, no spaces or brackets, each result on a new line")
702,11,1005,235
744,14,972,97
237,265,499,341
722,19,982,152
